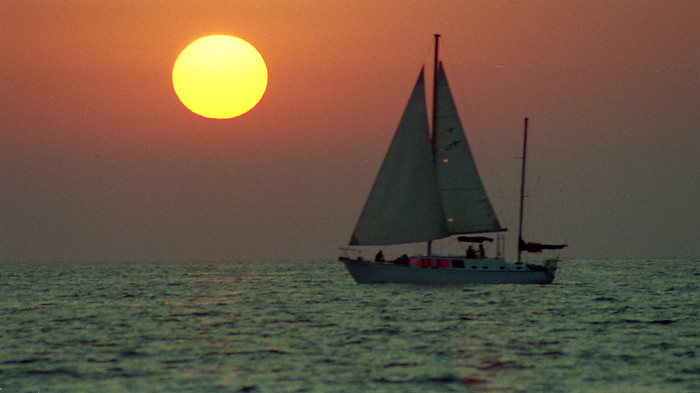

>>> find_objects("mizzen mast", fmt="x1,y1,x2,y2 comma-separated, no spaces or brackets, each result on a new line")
517,117,529,264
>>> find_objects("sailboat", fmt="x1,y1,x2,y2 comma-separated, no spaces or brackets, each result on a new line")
339,35,566,284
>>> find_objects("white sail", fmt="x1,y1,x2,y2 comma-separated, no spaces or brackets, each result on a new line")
433,63,504,234
350,69,448,245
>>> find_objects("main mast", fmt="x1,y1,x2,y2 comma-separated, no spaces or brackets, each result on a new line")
432,34,440,139
517,117,529,263
427,33,440,256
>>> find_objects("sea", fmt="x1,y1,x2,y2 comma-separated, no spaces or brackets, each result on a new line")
1,258,698,393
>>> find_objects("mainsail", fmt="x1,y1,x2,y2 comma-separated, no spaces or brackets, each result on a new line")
349,64,503,246
350,69,448,245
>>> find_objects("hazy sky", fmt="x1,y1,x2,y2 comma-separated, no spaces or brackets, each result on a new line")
2,1,698,262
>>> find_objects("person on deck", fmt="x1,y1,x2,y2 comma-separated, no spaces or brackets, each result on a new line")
466,246,477,259
478,244,486,259
375,250,385,262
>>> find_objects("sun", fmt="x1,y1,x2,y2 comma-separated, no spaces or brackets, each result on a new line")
172,35,268,119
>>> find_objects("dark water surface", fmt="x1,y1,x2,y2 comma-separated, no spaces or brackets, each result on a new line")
1,259,698,392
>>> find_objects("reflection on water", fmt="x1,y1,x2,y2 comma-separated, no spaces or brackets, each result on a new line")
0,259,698,392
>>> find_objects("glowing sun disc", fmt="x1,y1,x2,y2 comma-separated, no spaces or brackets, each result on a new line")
172,35,268,119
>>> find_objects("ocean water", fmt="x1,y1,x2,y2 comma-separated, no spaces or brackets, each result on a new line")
1,258,698,392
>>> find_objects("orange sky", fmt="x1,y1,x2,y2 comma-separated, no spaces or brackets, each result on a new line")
1,1,698,261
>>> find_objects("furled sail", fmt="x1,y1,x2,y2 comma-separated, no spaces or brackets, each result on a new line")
432,63,504,234
519,237,568,252
350,69,449,245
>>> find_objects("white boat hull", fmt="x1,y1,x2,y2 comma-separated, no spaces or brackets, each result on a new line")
340,257,556,285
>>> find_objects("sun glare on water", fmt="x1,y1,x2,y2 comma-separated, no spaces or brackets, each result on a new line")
172,35,268,119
